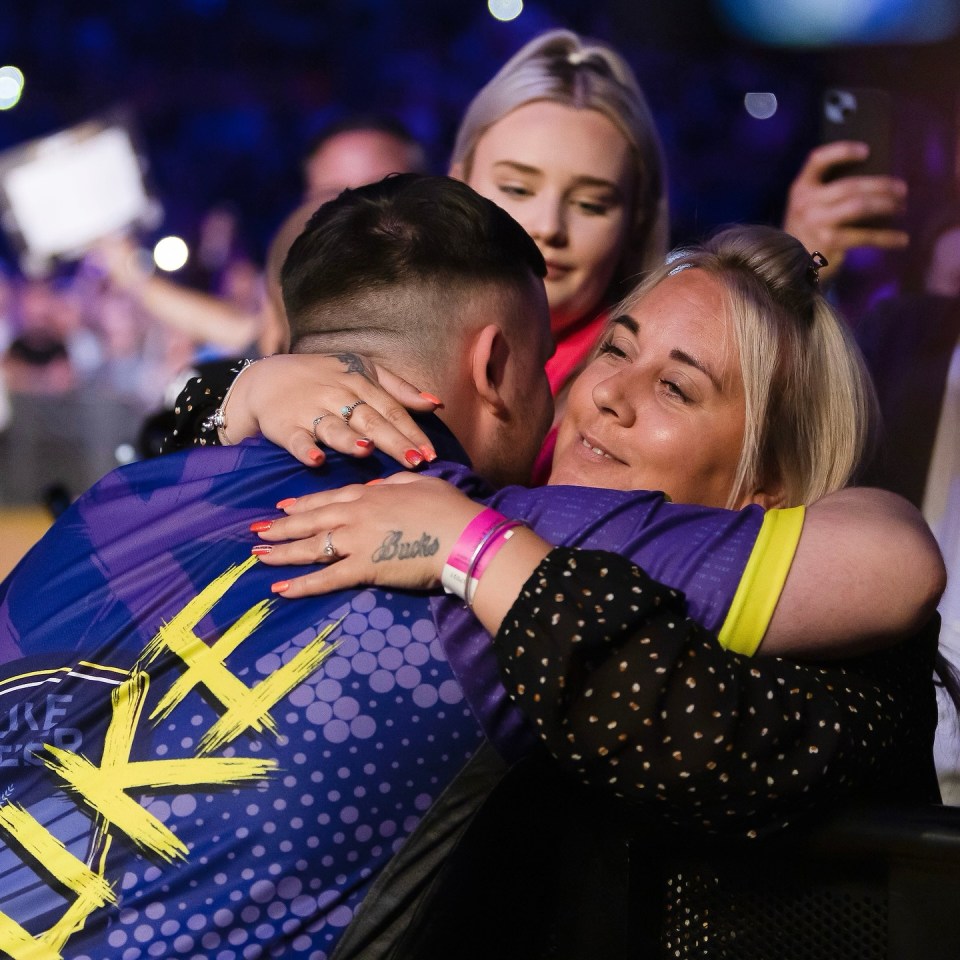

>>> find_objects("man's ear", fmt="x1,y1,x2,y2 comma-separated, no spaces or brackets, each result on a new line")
469,323,510,416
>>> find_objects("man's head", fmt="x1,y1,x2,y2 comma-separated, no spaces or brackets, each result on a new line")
302,115,428,204
281,173,554,486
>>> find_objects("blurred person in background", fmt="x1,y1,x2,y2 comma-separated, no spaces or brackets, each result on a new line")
94,114,428,363
302,113,428,204
2,278,77,396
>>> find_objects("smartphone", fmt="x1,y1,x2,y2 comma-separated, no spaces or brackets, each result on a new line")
820,87,893,181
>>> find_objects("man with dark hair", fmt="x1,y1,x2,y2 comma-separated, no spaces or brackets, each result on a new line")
0,174,553,958
277,174,551,486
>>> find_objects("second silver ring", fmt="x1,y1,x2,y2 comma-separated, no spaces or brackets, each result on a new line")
340,399,367,423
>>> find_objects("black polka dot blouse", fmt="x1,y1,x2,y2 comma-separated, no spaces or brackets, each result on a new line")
164,360,244,453
494,548,942,839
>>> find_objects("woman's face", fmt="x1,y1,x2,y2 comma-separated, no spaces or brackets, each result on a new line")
549,268,764,509
459,101,635,337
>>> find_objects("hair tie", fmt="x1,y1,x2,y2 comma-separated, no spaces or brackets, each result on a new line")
807,251,829,287
566,50,589,66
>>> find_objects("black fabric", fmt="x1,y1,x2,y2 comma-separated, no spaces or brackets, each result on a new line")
162,356,249,453
385,749,639,960
383,549,941,959
331,744,509,960
493,549,941,837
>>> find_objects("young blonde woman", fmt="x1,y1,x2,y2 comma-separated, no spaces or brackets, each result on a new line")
447,29,668,419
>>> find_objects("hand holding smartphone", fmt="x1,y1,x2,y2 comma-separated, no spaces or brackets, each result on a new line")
782,87,908,273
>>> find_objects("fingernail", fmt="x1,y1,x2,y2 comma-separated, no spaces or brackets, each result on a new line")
250,520,273,533
405,449,424,466
419,392,442,406
309,448,325,464
276,497,297,510
271,580,290,594
365,478,386,486
251,545,273,556
419,445,437,462
356,438,374,449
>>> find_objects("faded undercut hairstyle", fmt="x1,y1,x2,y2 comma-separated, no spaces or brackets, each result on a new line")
281,173,546,372
451,28,669,296
614,224,877,508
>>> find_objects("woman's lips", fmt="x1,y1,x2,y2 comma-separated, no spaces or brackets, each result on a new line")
544,261,572,281
578,433,622,464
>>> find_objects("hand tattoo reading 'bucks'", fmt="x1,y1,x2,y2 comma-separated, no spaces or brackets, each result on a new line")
333,352,375,380
372,531,440,562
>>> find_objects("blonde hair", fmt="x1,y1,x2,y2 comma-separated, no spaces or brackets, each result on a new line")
615,225,877,508
452,29,669,294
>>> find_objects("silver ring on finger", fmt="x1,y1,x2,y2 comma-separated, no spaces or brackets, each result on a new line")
323,531,339,559
340,399,366,424
312,413,333,442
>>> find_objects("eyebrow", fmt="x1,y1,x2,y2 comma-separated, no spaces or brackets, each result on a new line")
492,161,624,194
611,315,724,393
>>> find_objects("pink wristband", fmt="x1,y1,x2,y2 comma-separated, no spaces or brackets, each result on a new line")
441,508,525,604
442,508,505,599
464,520,525,607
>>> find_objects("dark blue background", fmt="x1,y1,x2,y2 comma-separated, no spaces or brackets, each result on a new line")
0,0,957,263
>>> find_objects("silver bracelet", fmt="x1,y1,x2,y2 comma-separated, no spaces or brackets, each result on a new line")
202,359,256,445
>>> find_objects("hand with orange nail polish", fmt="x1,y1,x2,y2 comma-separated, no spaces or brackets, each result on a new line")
203,353,441,471
250,474,480,600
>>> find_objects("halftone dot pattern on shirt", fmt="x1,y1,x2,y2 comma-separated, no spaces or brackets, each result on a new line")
47,589,480,960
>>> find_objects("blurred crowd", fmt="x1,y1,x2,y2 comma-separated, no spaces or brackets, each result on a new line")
0,208,265,505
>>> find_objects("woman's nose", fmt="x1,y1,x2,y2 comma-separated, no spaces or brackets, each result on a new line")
591,369,636,427
524,196,567,247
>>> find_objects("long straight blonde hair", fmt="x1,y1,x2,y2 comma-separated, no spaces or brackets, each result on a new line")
451,29,669,299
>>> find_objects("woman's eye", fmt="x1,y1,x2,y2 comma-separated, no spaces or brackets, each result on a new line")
576,200,609,216
597,339,628,359
499,183,533,198
659,379,689,402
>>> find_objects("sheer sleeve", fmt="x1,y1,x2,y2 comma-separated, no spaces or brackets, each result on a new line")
162,358,250,453
493,548,939,839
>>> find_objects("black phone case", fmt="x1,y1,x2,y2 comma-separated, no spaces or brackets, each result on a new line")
820,87,893,180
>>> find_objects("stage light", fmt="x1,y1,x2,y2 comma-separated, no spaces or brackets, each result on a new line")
488,0,523,22
153,236,189,272
716,0,960,45
0,65,25,110
744,92,778,120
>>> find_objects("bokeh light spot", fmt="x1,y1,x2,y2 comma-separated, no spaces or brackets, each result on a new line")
488,0,523,22
744,92,778,120
153,235,189,272
0,65,24,110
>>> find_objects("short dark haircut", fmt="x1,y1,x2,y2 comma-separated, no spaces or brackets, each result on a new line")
281,173,546,361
